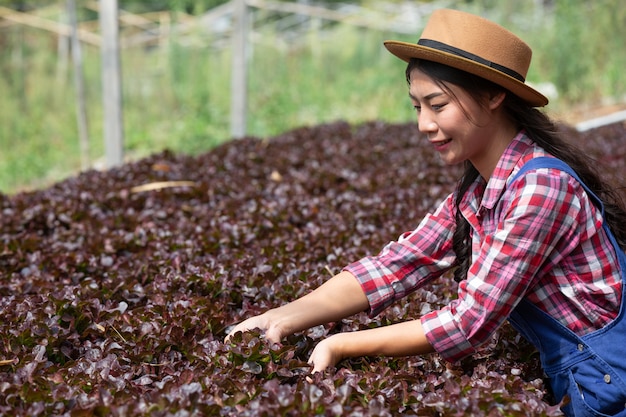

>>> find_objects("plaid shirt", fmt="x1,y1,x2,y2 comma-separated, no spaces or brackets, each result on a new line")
344,131,622,362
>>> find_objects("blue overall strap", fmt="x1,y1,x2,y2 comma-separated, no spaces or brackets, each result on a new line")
511,156,624,262
509,157,626,416
510,156,605,217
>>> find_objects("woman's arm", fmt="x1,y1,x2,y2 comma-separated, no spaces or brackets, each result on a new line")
308,319,434,372
225,270,369,344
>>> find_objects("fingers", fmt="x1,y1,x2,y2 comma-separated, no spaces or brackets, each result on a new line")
224,318,258,343
307,337,340,374
224,322,245,342
305,358,323,383
223,328,239,343
227,320,336,384
223,315,282,344
307,353,325,374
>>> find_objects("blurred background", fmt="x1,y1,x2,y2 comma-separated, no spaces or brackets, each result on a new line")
1,0,625,194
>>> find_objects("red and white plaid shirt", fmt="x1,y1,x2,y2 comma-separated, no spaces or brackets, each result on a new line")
344,131,622,362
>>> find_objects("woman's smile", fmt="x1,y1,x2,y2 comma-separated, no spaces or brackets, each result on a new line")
430,137,453,150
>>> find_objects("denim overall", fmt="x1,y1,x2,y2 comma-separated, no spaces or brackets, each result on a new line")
508,157,626,417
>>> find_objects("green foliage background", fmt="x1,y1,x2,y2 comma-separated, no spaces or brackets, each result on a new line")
1,0,625,194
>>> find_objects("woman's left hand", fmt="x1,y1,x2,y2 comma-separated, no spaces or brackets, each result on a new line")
308,334,345,373
307,320,435,374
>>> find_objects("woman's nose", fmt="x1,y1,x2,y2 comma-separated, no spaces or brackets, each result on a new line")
417,111,437,134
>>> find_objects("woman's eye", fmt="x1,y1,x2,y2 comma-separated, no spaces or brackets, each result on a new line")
431,103,445,111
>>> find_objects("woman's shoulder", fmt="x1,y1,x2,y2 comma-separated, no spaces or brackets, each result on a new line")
507,153,593,216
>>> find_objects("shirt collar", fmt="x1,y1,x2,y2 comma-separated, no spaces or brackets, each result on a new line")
464,130,536,211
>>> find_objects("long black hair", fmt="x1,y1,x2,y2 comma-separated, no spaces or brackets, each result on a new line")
405,58,626,282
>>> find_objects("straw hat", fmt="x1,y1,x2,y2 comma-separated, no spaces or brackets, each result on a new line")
384,9,548,107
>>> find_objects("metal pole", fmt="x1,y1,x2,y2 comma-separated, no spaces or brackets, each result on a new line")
230,0,248,138
67,0,90,171
99,0,124,167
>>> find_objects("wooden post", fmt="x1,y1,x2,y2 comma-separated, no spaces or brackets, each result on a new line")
99,0,124,167
67,0,90,171
230,0,248,138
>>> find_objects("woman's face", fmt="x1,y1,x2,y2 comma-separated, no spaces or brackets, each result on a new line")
408,68,511,179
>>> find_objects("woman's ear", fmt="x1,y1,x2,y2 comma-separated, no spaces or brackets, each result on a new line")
488,91,507,109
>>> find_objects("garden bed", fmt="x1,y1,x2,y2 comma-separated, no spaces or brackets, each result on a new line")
1,120,625,416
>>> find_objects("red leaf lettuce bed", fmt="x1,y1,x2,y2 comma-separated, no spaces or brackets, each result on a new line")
1,121,625,416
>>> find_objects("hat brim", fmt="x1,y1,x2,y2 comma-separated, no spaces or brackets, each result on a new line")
384,40,548,107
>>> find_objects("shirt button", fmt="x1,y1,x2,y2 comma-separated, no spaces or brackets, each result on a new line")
392,281,402,293
577,344,584,351
604,374,611,384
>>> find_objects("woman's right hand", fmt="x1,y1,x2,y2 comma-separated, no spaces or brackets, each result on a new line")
224,271,369,346
224,311,285,345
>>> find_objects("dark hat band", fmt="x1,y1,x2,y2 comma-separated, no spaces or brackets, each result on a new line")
417,39,526,82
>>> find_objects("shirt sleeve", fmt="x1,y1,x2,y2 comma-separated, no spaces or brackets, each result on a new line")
344,193,458,317
421,169,590,362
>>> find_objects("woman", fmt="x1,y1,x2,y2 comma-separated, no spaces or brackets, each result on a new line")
227,9,626,416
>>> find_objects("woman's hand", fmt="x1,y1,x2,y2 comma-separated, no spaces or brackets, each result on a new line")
224,312,285,345
308,320,435,374
308,334,345,373
225,271,369,345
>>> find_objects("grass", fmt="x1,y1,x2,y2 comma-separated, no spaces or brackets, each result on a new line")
1,0,625,194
